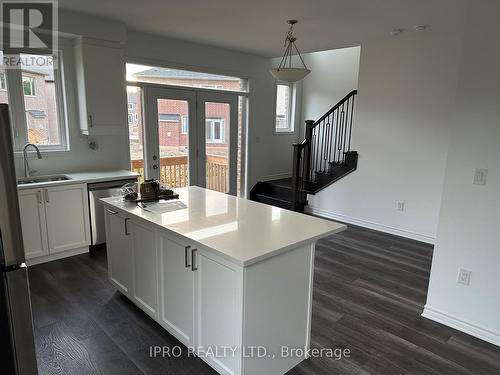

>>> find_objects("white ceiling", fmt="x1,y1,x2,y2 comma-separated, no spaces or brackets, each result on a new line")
59,0,467,57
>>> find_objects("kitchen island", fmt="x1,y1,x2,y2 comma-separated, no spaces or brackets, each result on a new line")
101,186,345,375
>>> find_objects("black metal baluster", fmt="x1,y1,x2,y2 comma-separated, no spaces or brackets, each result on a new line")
348,94,355,152
324,118,331,173
342,98,350,163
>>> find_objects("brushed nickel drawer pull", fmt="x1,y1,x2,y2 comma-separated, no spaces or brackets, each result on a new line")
124,218,131,235
185,246,191,268
191,248,198,271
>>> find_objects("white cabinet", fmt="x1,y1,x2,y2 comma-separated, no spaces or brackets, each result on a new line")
106,224,242,374
159,235,195,346
104,209,132,295
44,184,90,253
130,220,158,318
18,184,90,263
74,39,127,135
195,249,242,375
18,189,49,259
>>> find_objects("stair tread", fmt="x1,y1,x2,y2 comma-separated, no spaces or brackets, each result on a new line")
254,193,291,204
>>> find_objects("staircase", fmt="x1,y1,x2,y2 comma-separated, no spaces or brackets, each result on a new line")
250,90,358,212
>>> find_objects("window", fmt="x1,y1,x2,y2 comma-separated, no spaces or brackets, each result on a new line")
126,63,248,92
274,83,294,133
20,54,66,149
0,72,6,90
2,52,68,150
206,118,225,143
181,115,188,134
22,76,36,96
128,102,135,111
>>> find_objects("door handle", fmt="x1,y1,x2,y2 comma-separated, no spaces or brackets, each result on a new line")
124,218,131,235
185,245,191,268
152,165,159,170
37,190,43,204
106,208,118,215
191,248,198,271
44,189,49,203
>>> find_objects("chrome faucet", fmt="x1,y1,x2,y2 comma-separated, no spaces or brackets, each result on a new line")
23,143,42,178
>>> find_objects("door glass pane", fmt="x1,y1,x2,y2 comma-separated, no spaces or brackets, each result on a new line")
127,86,145,182
205,102,229,193
157,99,189,188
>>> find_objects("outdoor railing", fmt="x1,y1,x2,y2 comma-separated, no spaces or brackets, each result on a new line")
131,155,228,193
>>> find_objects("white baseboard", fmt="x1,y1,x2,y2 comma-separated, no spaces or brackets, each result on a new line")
305,206,435,244
26,246,89,266
422,305,500,347
260,172,292,182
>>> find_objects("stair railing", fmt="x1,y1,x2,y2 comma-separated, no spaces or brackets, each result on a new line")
291,90,357,209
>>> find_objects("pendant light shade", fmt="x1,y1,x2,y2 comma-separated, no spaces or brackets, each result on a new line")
270,20,310,83
270,67,311,83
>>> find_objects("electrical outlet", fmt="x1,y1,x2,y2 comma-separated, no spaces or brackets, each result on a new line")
457,268,471,285
396,201,405,211
473,168,488,186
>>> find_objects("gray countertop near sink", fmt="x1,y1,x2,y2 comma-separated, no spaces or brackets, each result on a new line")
17,170,140,190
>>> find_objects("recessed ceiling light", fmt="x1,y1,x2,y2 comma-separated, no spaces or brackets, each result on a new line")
390,28,405,36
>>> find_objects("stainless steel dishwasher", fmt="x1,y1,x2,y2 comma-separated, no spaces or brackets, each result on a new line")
88,179,137,245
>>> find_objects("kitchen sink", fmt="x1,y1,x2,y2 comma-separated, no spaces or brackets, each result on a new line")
17,175,72,185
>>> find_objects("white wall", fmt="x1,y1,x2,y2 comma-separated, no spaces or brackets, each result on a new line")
306,30,462,243
14,11,130,176
17,10,298,194
423,0,500,346
125,32,297,191
300,46,360,131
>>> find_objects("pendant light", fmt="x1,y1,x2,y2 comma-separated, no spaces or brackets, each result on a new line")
270,20,311,83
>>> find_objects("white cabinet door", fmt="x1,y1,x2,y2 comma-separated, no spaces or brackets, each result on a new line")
75,40,127,135
130,220,158,318
44,184,90,253
195,249,242,375
18,189,49,259
159,235,195,346
105,209,132,295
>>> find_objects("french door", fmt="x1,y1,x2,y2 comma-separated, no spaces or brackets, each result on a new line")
142,87,238,195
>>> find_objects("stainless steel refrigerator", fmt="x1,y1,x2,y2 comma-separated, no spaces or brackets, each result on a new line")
0,103,38,374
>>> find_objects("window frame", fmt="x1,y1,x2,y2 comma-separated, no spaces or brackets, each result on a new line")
5,49,70,152
22,76,36,97
180,115,188,134
206,118,225,143
0,72,6,90
273,81,296,134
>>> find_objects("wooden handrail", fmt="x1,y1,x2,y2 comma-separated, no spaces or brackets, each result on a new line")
311,90,357,129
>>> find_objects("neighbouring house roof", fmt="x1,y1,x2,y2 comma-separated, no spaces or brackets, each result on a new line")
134,68,240,81
159,113,180,122
22,66,54,81
27,109,46,119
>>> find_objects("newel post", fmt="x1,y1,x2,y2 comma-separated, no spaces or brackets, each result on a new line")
291,143,302,211
303,120,314,181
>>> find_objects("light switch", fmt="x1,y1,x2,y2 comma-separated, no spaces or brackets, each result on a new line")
473,168,488,186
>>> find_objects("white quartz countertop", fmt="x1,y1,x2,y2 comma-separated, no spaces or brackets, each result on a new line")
101,186,346,266
17,170,139,190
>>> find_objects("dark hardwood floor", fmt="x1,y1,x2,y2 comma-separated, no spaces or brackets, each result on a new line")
29,224,500,374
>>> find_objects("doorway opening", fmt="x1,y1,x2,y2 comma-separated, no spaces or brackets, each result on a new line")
126,64,248,196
